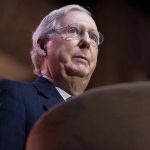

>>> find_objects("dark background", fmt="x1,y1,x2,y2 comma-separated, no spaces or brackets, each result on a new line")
0,0,150,90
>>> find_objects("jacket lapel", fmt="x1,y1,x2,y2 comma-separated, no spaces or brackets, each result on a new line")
32,77,64,111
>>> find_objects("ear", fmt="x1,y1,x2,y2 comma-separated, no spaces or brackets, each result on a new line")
37,36,49,54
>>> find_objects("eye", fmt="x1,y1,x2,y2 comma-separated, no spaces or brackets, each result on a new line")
89,33,99,44
67,27,79,34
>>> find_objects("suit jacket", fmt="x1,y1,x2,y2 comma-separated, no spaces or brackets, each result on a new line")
0,77,64,150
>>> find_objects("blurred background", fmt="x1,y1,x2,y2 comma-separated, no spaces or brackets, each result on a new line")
0,0,150,90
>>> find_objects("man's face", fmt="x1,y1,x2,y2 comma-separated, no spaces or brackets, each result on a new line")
45,11,99,84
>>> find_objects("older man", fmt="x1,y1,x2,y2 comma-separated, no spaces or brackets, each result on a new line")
0,4,104,150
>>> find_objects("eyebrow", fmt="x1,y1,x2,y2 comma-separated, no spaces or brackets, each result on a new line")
76,23,99,34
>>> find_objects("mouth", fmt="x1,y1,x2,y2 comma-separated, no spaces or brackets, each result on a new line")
73,55,89,64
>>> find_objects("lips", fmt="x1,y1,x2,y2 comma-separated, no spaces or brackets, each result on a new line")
73,55,89,64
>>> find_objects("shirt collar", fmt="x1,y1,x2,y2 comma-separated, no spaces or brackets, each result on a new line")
55,86,71,100
42,75,71,100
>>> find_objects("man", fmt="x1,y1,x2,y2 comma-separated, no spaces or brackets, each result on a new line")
0,4,104,150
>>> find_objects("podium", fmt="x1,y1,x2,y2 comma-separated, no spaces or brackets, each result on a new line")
26,82,150,150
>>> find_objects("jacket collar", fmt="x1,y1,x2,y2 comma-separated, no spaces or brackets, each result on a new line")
32,76,64,102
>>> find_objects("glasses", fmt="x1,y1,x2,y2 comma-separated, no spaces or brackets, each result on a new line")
52,23,104,47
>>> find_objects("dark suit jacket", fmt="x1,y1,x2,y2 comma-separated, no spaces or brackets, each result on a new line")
0,77,64,150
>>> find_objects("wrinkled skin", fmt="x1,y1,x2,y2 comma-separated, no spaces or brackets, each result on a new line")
42,11,99,96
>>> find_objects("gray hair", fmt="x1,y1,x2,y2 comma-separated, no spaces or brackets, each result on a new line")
31,4,91,75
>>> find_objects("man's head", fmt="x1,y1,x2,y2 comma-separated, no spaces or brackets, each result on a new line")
31,4,104,95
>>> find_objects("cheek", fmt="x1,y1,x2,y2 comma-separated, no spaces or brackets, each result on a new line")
47,38,77,64
91,49,98,65
58,42,76,64
49,45,72,66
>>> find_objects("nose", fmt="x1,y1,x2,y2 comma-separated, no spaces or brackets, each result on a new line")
78,32,90,49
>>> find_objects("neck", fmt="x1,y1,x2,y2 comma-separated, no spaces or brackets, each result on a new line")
54,74,90,96
41,62,91,96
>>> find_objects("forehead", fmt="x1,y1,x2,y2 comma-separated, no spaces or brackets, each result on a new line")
58,11,98,31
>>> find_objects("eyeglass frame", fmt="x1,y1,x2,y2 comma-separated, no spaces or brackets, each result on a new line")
50,23,104,47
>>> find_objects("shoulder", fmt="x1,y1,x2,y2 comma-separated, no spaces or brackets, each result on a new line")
0,78,30,87
0,79,36,109
0,78,34,94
